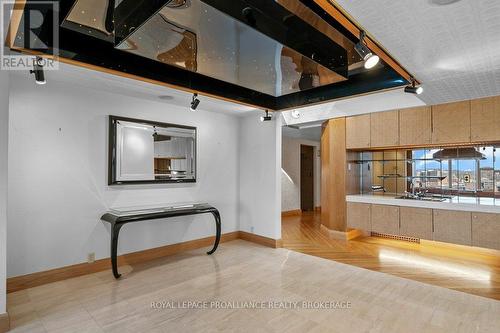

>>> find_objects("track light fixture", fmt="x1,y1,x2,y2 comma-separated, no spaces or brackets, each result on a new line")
404,78,423,95
354,31,380,69
190,93,200,111
30,56,46,85
260,110,272,122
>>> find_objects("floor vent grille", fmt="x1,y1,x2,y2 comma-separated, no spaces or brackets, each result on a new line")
371,232,420,243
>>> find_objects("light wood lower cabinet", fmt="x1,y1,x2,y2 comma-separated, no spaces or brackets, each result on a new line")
399,207,433,240
472,213,500,250
371,204,399,235
433,210,472,246
347,202,371,231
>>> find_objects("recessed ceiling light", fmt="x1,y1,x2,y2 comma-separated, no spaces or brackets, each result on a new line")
428,0,462,5
158,95,174,100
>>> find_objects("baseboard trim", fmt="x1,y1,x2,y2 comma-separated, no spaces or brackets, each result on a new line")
0,312,9,333
239,231,282,249
7,231,240,293
281,209,302,217
7,231,282,293
320,225,365,240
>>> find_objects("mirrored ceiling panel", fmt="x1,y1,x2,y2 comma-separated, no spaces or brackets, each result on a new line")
114,0,348,97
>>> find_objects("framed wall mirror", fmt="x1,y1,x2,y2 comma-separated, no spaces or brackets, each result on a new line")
108,116,196,185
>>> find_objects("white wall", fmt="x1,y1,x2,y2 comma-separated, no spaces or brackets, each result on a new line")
239,114,281,240
7,75,241,277
0,68,9,314
281,137,320,212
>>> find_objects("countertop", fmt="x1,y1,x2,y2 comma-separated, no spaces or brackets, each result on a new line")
346,194,500,214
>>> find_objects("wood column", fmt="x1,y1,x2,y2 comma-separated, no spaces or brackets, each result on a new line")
321,118,347,232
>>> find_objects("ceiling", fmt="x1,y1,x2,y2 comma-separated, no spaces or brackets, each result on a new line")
282,125,322,141
334,0,500,105
11,0,411,110
11,62,259,115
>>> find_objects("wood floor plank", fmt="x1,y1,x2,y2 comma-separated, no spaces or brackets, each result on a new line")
282,211,500,300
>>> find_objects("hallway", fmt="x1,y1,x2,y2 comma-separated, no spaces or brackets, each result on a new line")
282,211,500,300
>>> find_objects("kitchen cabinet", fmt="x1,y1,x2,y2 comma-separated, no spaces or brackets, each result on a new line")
347,202,371,231
470,96,500,143
433,210,471,246
431,101,471,144
371,204,399,235
399,106,432,146
399,207,433,240
472,212,500,250
371,110,399,148
346,114,371,149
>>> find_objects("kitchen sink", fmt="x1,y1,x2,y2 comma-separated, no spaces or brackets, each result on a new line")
395,195,449,202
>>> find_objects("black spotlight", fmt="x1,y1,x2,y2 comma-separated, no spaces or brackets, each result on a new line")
404,78,423,95
190,93,200,111
30,56,46,85
354,31,379,69
260,110,272,122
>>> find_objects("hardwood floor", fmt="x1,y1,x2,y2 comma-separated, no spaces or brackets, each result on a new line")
282,211,500,300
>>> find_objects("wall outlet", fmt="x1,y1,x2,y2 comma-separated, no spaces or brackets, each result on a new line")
87,252,95,263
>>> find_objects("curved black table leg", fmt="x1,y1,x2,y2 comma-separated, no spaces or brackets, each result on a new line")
207,210,221,255
111,223,124,279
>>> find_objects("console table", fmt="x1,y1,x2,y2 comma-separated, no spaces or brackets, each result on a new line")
101,203,221,278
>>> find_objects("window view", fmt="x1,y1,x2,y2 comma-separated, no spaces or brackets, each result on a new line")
357,146,499,199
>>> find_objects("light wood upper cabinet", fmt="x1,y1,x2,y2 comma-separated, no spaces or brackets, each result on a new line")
347,202,371,232
371,204,399,235
346,114,370,149
399,106,432,146
371,110,399,148
400,207,432,240
472,212,500,250
433,210,471,246
470,96,500,143
431,101,471,144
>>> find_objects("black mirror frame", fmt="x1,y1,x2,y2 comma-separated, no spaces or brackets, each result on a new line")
108,115,197,185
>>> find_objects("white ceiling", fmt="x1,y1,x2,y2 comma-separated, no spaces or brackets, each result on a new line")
334,0,500,105
12,62,260,116
282,125,322,141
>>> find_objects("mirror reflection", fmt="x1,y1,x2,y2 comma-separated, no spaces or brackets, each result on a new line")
109,116,196,184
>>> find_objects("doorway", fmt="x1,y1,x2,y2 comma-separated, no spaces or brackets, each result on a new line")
300,145,314,211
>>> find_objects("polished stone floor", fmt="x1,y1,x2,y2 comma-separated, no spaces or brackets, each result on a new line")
7,240,500,332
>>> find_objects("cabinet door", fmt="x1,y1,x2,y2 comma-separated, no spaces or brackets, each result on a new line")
346,114,371,149
399,207,432,240
371,204,399,235
347,202,371,231
371,110,399,148
433,210,471,246
431,101,471,144
399,106,432,146
470,96,500,143
472,212,500,250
